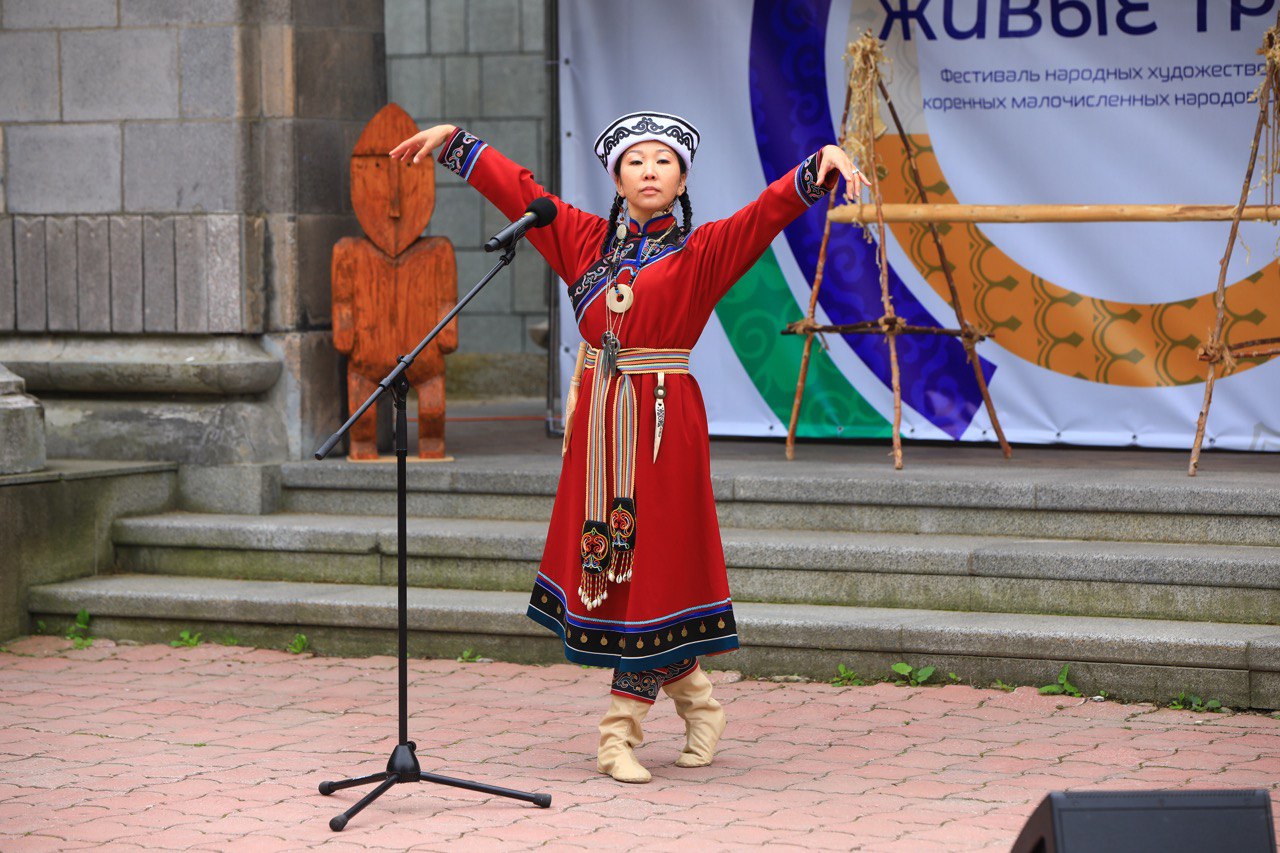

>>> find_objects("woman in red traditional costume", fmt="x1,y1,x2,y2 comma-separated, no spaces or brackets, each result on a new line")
391,113,865,783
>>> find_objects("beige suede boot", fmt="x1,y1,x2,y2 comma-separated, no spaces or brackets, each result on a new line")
662,666,726,767
597,695,652,783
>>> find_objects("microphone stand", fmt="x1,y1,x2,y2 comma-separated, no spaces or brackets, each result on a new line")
314,235,551,832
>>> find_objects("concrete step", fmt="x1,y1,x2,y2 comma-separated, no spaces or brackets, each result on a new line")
112,512,1280,624
27,574,1280,709
279,459,1280,546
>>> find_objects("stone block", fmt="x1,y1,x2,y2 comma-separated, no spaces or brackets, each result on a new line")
295,119,351,214
0,32,58,122
180,27,239,119
174,216,209,333
291,3,345,27
386,0,429,55
467,0,520,52
0,365,45,476
258,25,295,119
251,0,293,24
430,0,468,53
237,26,263,119
520,0,545,53
124,121,241,213
3,0,117,27
262,331,342,461
443,351,544,396
480,54,546,119
388,57,444,121
264,213,298,330
257,120,297,210
120,0,239,25
297,214,362,327
469,119,541,178
294,29,383,120
456,249,512,313
244,216,266,334
62,29,179,121
6,124,122,214
14,216,45,331
428,184,483,247
45,218,78,332
178,464,282,515
205,215,239,333
109,217,144,333
42,398,289,464
142,215,176,332
344,0,386,29
0,218,13,331
76,218,111,333
0,334,282,395
457,312,523,354
293,2,383,28
511,250,549,312
442,55,480,118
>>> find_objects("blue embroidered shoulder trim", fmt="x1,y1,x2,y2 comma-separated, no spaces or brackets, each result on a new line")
437,128,487,180
794,151,830,207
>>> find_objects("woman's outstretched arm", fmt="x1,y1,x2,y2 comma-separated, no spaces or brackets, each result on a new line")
390,124,606,287
689,145,869,304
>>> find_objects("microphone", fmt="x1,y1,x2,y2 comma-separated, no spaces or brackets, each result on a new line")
484,197,557,252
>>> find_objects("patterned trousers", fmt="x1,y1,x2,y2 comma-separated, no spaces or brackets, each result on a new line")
610,658,698,704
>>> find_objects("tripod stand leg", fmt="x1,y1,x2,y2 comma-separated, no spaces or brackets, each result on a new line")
420,770,552,808
329,774,399,832
318,771,391,796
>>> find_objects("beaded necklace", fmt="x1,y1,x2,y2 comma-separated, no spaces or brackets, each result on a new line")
598,207,677,374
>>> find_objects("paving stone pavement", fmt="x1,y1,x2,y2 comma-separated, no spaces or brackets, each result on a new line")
3,636,1279,852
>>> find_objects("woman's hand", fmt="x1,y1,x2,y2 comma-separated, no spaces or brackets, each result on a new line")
816,144,872,203
389,124,459,165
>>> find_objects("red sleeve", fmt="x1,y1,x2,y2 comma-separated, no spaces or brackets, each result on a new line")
687,151,832,304
437,128,606,286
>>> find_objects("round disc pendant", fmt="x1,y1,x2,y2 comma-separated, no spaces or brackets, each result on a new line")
607,283,634,314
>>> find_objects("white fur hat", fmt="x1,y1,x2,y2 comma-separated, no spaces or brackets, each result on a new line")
593,111,701,175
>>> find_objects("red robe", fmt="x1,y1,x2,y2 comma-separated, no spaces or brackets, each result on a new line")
437,129,831,672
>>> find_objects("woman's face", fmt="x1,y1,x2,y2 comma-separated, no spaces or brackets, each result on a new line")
614,141,686,223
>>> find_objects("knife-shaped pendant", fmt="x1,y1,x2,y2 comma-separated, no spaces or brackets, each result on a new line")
653,371,666,463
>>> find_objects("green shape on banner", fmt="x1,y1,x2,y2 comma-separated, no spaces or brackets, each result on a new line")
715,249,891,439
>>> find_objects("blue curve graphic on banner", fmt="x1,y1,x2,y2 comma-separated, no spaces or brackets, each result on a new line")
749,0,993,439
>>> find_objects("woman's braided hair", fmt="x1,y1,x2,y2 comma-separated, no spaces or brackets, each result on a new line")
600,192,625,258
677,190,692,239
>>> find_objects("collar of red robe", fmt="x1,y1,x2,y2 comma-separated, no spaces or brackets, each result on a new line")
626,211,677,236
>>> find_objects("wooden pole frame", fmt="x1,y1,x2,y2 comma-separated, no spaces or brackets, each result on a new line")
784,37,1011,468
1188,17,1280,476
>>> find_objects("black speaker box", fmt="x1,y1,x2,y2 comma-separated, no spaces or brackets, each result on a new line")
1010,789,1276,853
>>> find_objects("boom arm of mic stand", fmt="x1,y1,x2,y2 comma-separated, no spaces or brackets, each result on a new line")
314,241,520,460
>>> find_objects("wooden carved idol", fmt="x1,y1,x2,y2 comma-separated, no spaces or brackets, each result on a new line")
333,103,458,460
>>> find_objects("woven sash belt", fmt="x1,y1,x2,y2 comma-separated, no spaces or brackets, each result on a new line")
574,346,691,610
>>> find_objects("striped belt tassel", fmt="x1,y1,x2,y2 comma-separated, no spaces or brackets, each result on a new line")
609,374,637,584
578,352,613,610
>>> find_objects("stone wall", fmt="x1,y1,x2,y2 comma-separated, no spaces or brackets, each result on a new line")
385,0,553,394
0,1,388,464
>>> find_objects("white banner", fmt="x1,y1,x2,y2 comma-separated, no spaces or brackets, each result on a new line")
557,0,1280,450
